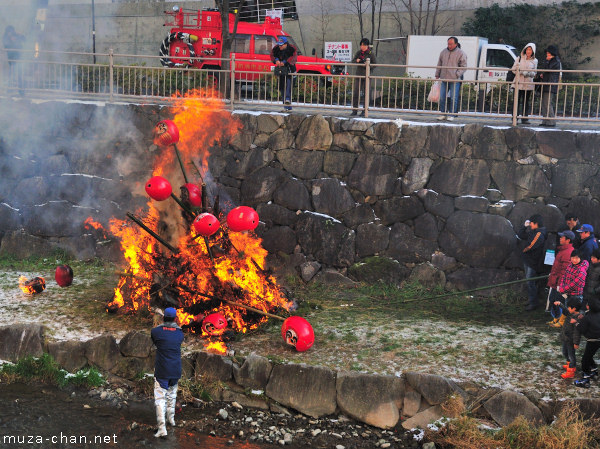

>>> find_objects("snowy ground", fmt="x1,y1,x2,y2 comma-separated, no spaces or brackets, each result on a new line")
1,268,597,400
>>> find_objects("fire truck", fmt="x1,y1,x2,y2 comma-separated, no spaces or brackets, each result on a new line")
159,7,345,80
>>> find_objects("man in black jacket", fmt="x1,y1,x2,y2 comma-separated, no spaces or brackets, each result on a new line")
270,36,297,111
574,297,600,387
518,214,547,311
539,45,562,127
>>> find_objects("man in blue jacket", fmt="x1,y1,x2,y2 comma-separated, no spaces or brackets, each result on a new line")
151,307,184,438
577,224,599,263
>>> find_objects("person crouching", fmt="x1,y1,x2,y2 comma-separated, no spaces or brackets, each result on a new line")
151,307,184,438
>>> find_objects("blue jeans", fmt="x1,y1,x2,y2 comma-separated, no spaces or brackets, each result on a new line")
439,81,461,114
524,264,538,306
278,74,294,106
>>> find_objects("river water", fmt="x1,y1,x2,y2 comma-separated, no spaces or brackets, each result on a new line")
0,383,299,449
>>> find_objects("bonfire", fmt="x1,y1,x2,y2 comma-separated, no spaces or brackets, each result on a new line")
86,91,293,353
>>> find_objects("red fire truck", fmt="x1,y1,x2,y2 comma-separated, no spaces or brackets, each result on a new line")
159,7,345,79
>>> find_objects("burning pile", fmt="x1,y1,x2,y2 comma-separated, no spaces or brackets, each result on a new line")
90,92,312,353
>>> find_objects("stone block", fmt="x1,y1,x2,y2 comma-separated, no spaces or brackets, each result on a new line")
84,334,123,371
403,386,422,418
266,364,337,418
0,324,45,362
195,351,233,382
483,390,544,427
233,354,273,390
336,372,405,429
454,196,490,212
295,115,333,151
405,372,468,406
47,340,87,372
119,330,153,358
401,405,443,430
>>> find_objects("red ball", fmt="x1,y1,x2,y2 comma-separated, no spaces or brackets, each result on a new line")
281,316,314,352
227,206,259,232
55,265,73,287
154,119,180,147
193,212,220,236
183,183,202,207
202,312,227,336
145,176,172,201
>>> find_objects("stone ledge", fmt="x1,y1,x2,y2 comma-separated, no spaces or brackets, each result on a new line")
0,324,580,431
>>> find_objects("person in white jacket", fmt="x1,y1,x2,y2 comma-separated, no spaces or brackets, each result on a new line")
510,43,538,124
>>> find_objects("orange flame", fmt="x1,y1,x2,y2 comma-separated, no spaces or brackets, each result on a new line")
206,341,228,354
19,276,46,295
105,89,290,352
84,217,108,239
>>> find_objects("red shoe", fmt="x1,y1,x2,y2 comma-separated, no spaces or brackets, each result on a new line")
561,367,576,379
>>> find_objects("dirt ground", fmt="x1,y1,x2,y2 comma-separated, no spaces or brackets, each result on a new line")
2,263,598,403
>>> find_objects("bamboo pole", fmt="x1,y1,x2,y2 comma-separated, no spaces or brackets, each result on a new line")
172,143,189,184
126,212,178,254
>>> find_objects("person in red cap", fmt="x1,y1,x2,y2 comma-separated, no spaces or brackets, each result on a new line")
151,307,184,438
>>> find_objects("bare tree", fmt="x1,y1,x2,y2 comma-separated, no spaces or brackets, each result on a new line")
388,0,448,35
346,0,369,39
214,0,247,96
314,0,333,57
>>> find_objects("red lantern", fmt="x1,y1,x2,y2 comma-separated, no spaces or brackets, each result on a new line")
202,312,227,336
145,176,172,201
154,119,180,147
182,183,202,208
281,316,314,352
193,213,220,236
55,265,73,287
227,206,259,232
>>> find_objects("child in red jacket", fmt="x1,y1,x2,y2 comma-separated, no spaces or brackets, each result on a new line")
546,230,575,324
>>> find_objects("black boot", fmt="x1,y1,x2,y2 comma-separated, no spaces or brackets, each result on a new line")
350,110,358,116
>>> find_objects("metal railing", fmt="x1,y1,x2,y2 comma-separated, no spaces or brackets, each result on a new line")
2,49,600,125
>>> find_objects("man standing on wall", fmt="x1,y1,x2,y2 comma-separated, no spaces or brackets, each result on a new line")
151,307,184,438
435,37,467,121
518,214,547,311
270,36,297,112
350,38,376,117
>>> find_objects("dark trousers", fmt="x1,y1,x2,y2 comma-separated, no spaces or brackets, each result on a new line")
581,340,600,373
517,89,533,118
352,77,365,110
562,340,576,368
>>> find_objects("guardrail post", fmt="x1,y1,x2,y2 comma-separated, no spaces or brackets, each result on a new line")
511,65,520,126
364,58,371,118
230,53,236,111
109,48,114,103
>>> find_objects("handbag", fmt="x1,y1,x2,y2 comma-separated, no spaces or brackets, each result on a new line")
274,65,289,77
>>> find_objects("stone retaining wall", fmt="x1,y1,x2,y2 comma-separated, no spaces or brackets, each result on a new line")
2,100,600,291
3,323,596,430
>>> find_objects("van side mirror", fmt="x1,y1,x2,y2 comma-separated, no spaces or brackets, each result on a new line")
312,48,316,56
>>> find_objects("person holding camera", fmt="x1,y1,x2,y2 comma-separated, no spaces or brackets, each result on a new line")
350,38,376,117
270,36,297,111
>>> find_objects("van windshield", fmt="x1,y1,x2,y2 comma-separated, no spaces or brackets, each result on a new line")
278,35,302,55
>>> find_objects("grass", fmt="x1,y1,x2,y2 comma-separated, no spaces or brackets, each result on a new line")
426,400,600,449
0,354,105,388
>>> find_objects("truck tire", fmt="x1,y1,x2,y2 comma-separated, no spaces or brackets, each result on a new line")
159,32,197,68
